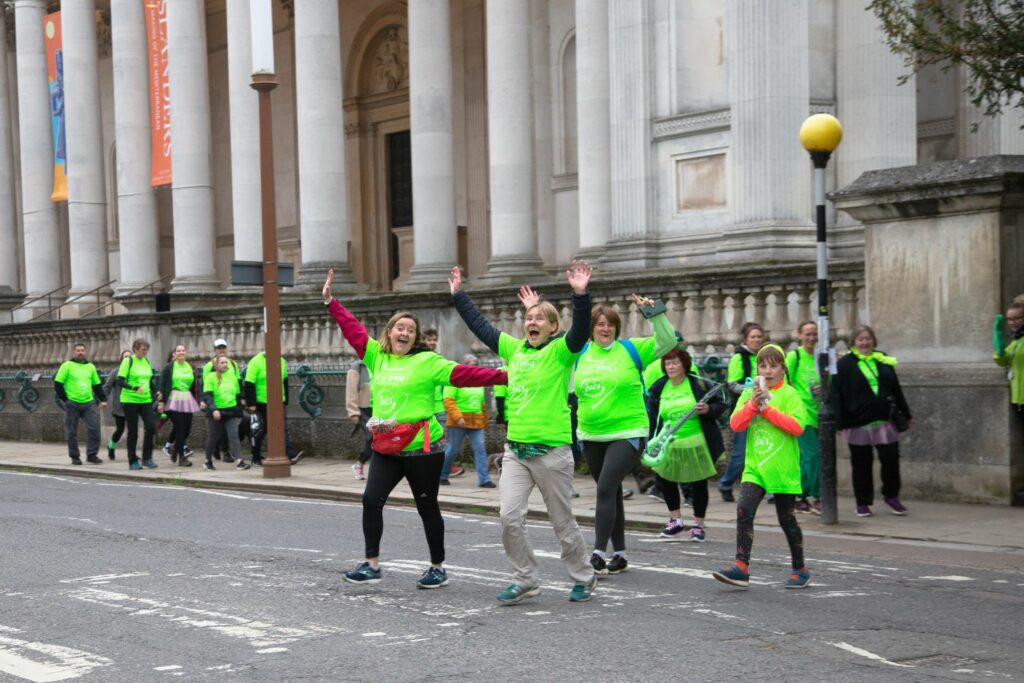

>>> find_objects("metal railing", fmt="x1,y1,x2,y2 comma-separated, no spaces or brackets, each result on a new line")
81,274,172,319
10,284,69,321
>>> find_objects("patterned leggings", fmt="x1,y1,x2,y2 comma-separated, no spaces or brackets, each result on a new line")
736,482,804,570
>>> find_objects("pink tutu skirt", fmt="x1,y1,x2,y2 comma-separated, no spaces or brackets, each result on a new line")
166,389,200,414
843,420,899,447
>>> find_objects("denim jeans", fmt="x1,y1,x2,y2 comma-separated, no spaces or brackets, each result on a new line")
718,430,747,492
441,426,491,484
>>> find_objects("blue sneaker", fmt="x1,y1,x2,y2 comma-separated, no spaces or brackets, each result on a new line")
129,461,143,471
568,576,597,602
141,458,158,469
785,568,811,589
416,566,450,589
712,565,750,588
497,583,540,605
343,562,382,585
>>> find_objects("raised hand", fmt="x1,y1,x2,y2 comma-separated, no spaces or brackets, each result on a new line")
448,266,463,295
517,286,540,310
566,260,592,295
322,269,335,304
631,293,654,309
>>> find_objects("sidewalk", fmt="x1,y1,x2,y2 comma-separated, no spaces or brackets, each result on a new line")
2,440,1023,555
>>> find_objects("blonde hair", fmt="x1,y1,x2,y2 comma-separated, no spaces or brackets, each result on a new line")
379,311,422,354
525,302,562,334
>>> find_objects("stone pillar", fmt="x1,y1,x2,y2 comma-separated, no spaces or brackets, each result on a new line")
605,0,656,268
575,0,611,259
957,75,1024,158
14,0,63,305
726,1,810,227
62,0,110,299
0,18,21,296
294,0,354,288
225,0,261,262
405,0,456,289
482,0,545,282
167,0,218,292
110,0,160,293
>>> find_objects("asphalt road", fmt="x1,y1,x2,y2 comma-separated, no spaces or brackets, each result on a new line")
0,470,1021,682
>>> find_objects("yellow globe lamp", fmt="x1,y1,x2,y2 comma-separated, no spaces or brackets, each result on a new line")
800,113,843,154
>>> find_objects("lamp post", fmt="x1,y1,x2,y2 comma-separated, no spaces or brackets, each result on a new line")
799,113,842,524
250,0,288,478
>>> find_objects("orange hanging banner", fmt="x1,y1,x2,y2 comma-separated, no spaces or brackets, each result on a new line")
44,11,68,202
145,0,172,186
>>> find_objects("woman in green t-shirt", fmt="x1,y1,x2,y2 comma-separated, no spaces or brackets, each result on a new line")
450,261,598,605
117,338,158,471
786,321,823,515
201,355,251,472
158,344,201,468
720,321,764,501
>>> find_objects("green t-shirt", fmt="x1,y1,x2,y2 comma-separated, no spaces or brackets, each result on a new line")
203,357,240,384
727,351,755,383
434,385,445,414
117,356,154,404
246,352,287,404
170,361,196,392
203,371,241,409
857,357,880,395
493,369,508,399
657,379,703,439
363,339,459,453
995,337,1024,405
55,360,101,404
643,360,665,387
575,335,666,440
731,381,805,494
498,332,577,446
443,385,485,414
786,347,820,429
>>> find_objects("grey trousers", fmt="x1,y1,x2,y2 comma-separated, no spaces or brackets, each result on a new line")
65,401,100,461
499,446,593,587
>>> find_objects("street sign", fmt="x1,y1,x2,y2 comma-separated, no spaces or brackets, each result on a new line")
230,261,294,287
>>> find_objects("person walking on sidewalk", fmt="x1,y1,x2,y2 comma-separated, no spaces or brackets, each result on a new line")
993,303,1024,426
347,359,373,480
787,321,823,515
55,343,107,465
201,356,251,471
720,322,764,502
449,262,598,605
440,354,495,489
568,294,676,576
118,339,158,471
157,345,200,468
203,339,241,463
244,350,304,466
323,269,507,591
103,350,131,460
834,325,912,518
713,344,810,590
646,347,726,543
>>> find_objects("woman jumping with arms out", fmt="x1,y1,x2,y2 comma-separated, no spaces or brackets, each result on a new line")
450,261,597,604
323,270,507,590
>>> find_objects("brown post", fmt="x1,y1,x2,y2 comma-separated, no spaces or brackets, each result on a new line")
251,72,289,479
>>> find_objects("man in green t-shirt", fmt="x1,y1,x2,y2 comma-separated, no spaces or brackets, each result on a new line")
422,328,464,478
243,351,303,466
54,343,107,465
994,304,1024,426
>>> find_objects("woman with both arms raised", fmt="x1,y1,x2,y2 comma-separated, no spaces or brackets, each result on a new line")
449,261,597,604
322,270,507,590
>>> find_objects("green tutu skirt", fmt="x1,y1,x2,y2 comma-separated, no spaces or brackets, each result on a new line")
642,433,716,484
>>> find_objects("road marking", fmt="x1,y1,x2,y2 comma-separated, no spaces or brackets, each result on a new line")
827,641,913,668
255,648,288,654
153,665,181,671
692,608,744,621
238,545,322,554
362,633,386,637
523,611,550,616
59,573,149,585
808,591,875,599
918,575,974,582
0,627,112,682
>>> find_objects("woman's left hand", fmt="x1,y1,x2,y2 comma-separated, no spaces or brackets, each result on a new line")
566,260,592,294
517,286,540,310
631,293,654,308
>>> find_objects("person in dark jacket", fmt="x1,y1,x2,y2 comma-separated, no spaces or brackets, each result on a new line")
833,325,912,518
646,347,726,542
157,344,201,467
54,343,107,465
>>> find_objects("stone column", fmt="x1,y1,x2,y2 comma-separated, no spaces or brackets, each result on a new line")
167,0,219,292
575,0,611,259
0,18,21,295
726,0,810,226
62,0,110,298
225,0,261,262
405,0,456,289
957,77,1024,158
110,0,160,292
14,0,63,304
482,0,545,282
294,0,354,288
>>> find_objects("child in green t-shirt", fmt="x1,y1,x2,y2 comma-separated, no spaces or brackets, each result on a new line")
713,344,811,590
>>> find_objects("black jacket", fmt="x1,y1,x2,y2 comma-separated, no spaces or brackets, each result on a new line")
647,374,726,461
452,290,592,354
833,352,911,430
158,362,200,403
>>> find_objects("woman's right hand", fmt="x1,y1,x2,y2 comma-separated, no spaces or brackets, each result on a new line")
213,409,221,421
322,269,334,304
448,266,463,295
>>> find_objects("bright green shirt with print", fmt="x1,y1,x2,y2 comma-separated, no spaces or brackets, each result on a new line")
732,381,805,494
657,379,703,439
994,337,1024,405
202,357,240,384
786,347,820,429
55,360,101,404
643,360,664,387
498,332,578,446
118,356,154,404
203,371,241,409
170,361,196,392
245,352,287,404
433,385,445,414
443,385,485,414
727,351,755,383
363,339,459,453
493,369,508,399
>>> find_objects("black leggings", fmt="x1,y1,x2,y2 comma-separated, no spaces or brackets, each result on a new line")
658,475,710,519
111,415,126,443
583,439,641,553
362,450,446,564
122,403,156,464
736,482,804,570
168,411,193,458
849,442,901,505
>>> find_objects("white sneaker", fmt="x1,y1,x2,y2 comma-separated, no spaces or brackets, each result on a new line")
352,462,365,480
